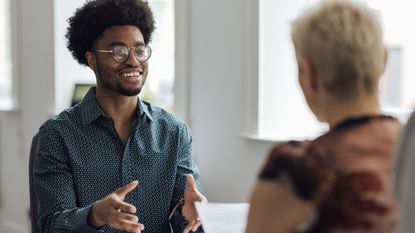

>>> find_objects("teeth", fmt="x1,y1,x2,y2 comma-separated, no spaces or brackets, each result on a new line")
121,72,140,77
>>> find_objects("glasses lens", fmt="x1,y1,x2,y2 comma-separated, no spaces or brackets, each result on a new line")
135,45,151,62
112,46,129,62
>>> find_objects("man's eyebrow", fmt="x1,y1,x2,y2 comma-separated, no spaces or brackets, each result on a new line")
135,42,146,46
107,41,146,47
107,42,126,47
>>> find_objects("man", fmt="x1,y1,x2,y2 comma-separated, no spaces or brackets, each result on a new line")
246,0,401,232
33,0,206,232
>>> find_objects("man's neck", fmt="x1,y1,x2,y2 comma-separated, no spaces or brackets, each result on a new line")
95,88,139,143
95,88,138,125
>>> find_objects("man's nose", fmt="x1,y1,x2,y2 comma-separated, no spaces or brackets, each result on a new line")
125,48,140,66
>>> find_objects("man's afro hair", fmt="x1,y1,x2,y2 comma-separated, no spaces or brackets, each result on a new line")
66,0,155,66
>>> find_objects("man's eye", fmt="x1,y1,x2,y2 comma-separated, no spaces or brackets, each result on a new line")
113,46,127,54
115,51,126,56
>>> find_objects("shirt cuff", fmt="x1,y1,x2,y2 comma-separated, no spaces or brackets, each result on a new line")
169,198,184,220
54,204,104,232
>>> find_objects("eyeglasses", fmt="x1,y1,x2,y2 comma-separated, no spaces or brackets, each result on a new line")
95,45,152,63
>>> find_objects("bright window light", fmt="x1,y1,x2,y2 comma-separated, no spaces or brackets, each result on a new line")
259,0,414,140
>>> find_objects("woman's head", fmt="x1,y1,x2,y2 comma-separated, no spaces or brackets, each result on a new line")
292,0,385,101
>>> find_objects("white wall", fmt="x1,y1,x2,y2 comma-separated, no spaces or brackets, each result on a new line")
0,0,275,231
0,0,55,232
188,0,273,202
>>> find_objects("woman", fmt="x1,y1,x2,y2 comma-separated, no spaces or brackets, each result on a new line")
245,1,401,233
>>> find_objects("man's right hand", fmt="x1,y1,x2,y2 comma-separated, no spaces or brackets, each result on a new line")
88,180,144,233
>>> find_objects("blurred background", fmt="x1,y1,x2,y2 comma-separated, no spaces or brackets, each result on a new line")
0,0,414,232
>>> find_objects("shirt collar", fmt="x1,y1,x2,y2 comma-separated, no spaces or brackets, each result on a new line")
138,100,154,122
80,87,153,125
80,87,105,125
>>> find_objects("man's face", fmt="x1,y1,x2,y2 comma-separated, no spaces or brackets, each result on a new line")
90,25,149,96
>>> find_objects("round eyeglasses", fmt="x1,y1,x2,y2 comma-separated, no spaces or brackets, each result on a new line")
95,45,152,63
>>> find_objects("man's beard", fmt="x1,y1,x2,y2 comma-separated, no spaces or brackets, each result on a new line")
104,82,142,96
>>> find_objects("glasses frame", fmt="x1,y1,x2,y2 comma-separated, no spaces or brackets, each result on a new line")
95,45,152,63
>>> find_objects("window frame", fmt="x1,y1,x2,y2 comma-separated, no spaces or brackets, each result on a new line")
242,0,412,143
0,0,19,112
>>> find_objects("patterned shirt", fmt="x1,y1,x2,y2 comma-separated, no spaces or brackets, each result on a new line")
260,115,401,233
33,88,204,233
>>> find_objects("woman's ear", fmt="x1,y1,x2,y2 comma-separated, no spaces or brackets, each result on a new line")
300,56,318,92
85,51,96,70
382,47,388,74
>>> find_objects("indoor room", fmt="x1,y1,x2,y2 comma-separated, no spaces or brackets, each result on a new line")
0,0,414,232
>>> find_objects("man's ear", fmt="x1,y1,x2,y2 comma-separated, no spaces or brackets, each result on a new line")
300,55,318,92
85,51,96,70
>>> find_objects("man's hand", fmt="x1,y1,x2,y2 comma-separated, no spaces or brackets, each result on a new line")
182,175,208,233
88,180,144,233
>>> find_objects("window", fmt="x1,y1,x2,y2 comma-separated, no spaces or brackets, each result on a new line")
54,0,175,112
0,0,13,110
259,0,323,140
371,0,415,119
259,0,414,140
142,0,175,112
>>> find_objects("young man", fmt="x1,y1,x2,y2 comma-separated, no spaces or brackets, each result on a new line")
246,0,401,233
33,1,206,232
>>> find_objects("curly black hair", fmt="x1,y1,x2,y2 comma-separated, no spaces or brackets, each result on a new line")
66,0,156,66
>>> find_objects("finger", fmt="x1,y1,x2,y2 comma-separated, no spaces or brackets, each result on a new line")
183,222,193,233
114,201,137,214
137,223,145,232
115,180,139,198
188,190,207,203
120,212,139,223
114,211,138,223
186,175,207,202
198,193,208,203
190,191,207,203
114,219,144,233
186,175,197,191
192,220,202,232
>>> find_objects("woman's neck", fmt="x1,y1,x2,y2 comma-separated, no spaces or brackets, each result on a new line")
323,96,381,129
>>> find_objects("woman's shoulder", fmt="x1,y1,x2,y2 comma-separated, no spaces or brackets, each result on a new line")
259,140,336,202
260,140,309,180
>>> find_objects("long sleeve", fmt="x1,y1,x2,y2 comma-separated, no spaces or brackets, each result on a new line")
33,123,102,233
33,92,206,232
169,123,204,233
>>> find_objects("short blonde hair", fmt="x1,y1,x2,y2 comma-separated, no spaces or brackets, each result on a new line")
291,0,384,99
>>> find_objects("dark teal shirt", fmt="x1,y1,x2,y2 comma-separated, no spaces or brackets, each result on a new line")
33,88,204,233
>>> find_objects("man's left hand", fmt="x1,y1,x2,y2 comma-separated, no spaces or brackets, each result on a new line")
182,174,207,233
